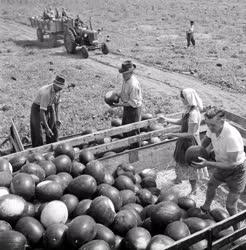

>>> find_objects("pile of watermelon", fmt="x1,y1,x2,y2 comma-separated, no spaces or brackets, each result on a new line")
0,142,230,250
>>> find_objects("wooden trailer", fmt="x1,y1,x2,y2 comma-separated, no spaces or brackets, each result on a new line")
1,110,246,249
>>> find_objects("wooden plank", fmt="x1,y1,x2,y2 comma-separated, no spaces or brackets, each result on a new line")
212,226,246,250
224,110,246,128
10,119,24,151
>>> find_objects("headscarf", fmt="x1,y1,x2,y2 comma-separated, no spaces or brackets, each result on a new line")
181,88,203,111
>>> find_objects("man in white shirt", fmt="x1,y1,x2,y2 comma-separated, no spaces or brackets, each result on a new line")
192,106,246,230
113,60,142,137
30,75,65,147
186,20,195,48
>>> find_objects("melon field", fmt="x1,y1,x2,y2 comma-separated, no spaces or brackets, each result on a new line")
0,0,246,249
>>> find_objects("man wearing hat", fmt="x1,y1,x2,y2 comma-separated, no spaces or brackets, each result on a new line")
30,75,65,147
113,60,142,136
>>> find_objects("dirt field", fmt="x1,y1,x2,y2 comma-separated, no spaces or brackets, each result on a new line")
0,0,246,139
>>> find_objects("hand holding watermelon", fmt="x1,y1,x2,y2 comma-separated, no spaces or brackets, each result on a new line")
191,157,208,169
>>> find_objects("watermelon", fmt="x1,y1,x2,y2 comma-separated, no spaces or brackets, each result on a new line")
0,220,12,232
43,223,68,249
57,172,73,189
121,203,143,215
141,176,157,189
66,215,97,248
104,90,119,106
53,155,72,173
72,199,92,218
10,173,35,201
88,196,116,226
67,175,97,200
103,172,115,185
38,160,57,176
146,234,175,250
185,145,209,165
36,180,63,201
0,159,12,173
111,118,122,127
95,223,115,248
141,113,153,120
114,175,135,191
0,171,12,187
20,163,45,183
112,209,138,236
84,160,105,184
137,189,154,206
80,239,111,250
190,239,208,250
60,194,79,216
120,190,137,206
210,208,229,222
139,168,156,180
0,194,26,224
0,187,9,198
79,150,95,165
97,184,122,211
70,161,85,177
151,201,182,230
183,217,207,233
22,202,35,217
40,201,68,228
54,143,75,161
15,216,44,246
0,230,27,250
120,227,151,250
27,152,45,163
165,221,190,240
9,156,27,172
140,204,156,220
178,196,196,210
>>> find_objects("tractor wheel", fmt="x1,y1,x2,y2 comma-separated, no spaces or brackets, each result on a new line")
37,28,44,42
64,29,76,54
49,33,57,47
81,46,89,58
101,43,109,55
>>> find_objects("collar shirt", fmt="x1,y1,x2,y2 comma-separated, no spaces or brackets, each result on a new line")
34,84,60,111
206,121,245,165
120,75,142,108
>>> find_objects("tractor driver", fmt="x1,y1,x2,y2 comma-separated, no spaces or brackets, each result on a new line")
30,75,65,147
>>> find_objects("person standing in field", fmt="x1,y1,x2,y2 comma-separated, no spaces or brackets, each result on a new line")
192,106,246,230
112,60,142,137
30,75,65,147
186,20,195,48
159,88,208,195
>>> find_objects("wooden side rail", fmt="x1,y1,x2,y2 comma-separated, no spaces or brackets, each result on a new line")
165,209,246,250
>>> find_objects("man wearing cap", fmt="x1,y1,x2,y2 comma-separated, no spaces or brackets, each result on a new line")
113,60,142,136
30,75,65,147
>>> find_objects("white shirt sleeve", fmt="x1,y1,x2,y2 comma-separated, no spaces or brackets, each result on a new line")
226,136,242,153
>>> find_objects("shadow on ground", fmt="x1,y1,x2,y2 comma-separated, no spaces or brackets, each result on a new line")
12,39,63,49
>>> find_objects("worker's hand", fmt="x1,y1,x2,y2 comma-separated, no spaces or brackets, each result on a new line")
45,128,54,138
191,157,207,169
56,120,62,128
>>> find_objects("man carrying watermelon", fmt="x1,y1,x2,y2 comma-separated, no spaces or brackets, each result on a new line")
111,60,142,137
30,75,65,147
159,88,208,195
192,106,246,230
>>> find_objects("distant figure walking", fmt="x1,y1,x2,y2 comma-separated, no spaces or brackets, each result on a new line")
186,20,195,47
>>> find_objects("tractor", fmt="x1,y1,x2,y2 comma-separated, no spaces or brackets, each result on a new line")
64,18,109,58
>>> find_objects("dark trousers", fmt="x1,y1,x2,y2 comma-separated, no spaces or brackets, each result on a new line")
122,106,141,137
187,32,195,47
30,103,58,147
